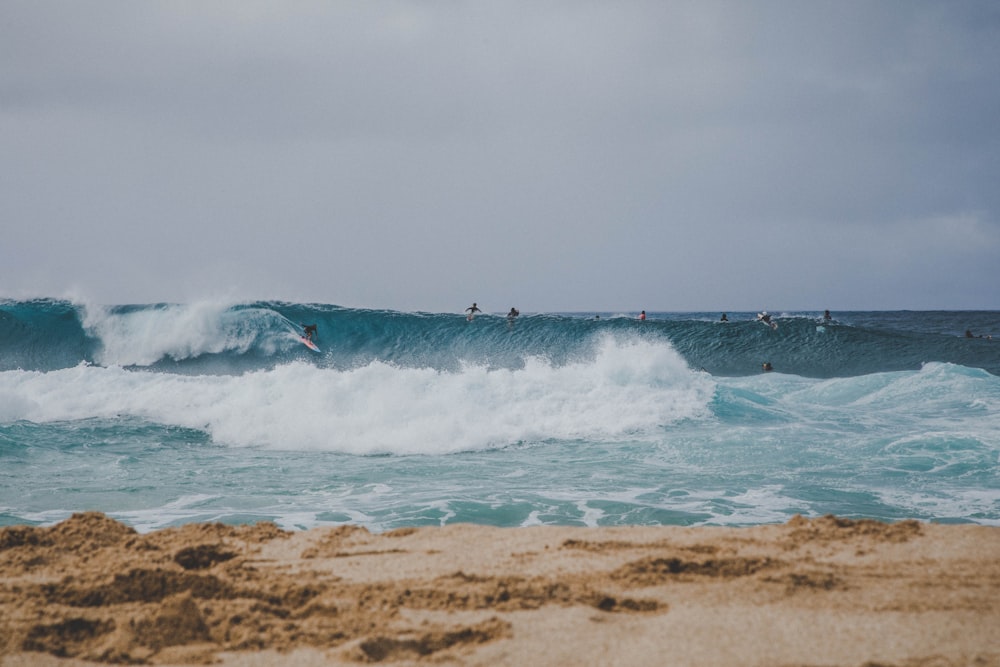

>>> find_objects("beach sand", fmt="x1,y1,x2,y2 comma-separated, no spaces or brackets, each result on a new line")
1,513,998,666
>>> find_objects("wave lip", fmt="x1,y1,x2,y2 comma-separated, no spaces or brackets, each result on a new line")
81,302,283,367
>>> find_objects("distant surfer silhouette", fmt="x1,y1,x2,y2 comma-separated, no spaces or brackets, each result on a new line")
720,313,728,322
506,307,519,328
639,310,646,321
762,362,773,372
757,311,777,329
466,303,482,321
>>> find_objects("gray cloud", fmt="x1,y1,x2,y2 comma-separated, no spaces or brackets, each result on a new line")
2,1,998,311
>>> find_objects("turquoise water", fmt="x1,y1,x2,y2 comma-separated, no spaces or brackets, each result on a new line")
1,299,998,531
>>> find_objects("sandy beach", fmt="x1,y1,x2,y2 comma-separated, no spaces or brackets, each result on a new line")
1,513,998,666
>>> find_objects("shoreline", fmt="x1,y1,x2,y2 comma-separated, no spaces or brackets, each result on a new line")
1,513,998,666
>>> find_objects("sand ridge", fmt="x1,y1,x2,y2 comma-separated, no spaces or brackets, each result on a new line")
1,512,998,666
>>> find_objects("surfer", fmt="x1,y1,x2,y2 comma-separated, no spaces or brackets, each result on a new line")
762,362,773,372
465,303,482,321
720,313,728,322
507,307,519,328
639,310,646,321
757,311,778,330
302,324,318,341
824,310,832,321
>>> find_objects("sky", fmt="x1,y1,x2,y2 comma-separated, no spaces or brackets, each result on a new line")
2,1,999,313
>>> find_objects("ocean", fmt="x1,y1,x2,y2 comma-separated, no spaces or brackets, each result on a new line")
1,299,998,532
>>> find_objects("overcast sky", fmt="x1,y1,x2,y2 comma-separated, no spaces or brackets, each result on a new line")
2,1,998,312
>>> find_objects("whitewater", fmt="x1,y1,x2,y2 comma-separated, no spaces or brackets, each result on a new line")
1,299,998,532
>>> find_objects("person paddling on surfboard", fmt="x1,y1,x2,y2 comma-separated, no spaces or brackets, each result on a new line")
466,303,482,321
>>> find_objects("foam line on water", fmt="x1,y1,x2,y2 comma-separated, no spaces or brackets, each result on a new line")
0,334,715,455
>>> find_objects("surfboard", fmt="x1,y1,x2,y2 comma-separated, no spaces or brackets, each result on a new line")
299,336,320,352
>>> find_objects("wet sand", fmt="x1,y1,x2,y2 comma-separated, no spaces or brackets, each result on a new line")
1,512,998,666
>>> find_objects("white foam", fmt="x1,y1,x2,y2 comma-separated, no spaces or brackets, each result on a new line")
119,494,222,532
575,501,606,527
706,485,810,525
874,487,1000,526
0,333,716,455
80,300,280,366
521,511,545,527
